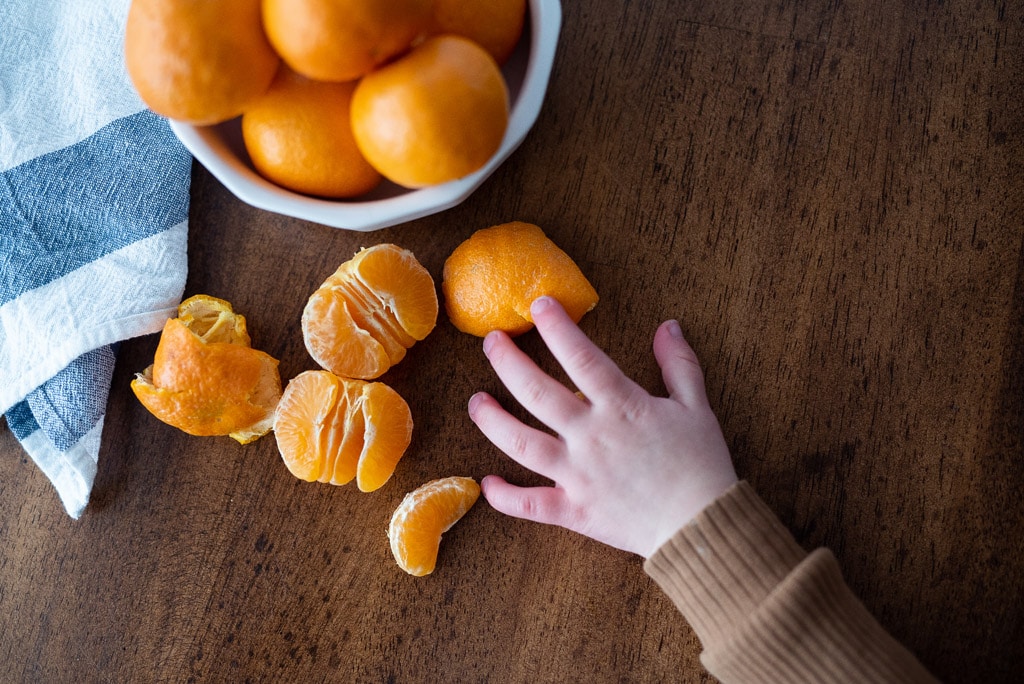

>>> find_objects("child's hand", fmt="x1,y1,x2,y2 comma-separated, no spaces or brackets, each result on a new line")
469,296,738,558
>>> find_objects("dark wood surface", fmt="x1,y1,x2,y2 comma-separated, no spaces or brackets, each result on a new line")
2,0,1022,681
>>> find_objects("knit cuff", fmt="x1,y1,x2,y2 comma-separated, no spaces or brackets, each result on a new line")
642,480,807,646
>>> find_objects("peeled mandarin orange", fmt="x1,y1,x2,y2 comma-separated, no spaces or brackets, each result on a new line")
131,295,282,444
302,244,438,380
350,35,510,189
388,477,481,576
427,0,528,65
274,370,413,492
124,0,279,125
262,0,433,82
241,69,382,198
442,221,600,337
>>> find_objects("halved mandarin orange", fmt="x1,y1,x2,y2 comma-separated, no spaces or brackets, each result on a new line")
442,221,599,337
302,244,438,380
131,295,282,444
388,476,481,576
274,370,413,492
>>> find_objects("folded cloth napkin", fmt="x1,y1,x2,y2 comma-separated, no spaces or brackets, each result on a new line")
1,0,192,518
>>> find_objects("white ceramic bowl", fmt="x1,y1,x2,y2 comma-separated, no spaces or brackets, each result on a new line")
170,0,561,232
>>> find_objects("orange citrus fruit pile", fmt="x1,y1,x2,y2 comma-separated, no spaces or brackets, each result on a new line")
388,476,481,576
442,221,600,337
302,244,438,380
273,370,413,492
131,295,282,444
125,0,523,196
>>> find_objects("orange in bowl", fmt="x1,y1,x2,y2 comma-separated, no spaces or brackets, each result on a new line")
302,244,438,380
131,295,282,444
124,0,279,125
262,0,433,82
442,221,598,337
427,0,528,65
388,476,481,576
241,69,382,199
274,370,412,492
351,35,510,189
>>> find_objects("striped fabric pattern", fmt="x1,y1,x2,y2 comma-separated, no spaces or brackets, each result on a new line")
1,0,191,517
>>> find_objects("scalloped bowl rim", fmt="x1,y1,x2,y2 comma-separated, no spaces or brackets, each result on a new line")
169,0,562,231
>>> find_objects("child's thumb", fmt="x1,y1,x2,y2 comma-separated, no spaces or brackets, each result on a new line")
653,320,709,405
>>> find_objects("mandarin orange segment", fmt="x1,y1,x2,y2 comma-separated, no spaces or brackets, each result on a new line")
356,382,414,492
350,35,510,188
442,221,600,337
124,0,279,125
131,296,282,444
388,477,481,577
302,244,438,380
274,370,412,490
330,383,366,486
274,370,339,481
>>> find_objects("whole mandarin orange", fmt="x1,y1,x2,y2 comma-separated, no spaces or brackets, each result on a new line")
242,69,382,198
427,0,527,65
124,0,279,125
261,0,433,82
351,35,510,189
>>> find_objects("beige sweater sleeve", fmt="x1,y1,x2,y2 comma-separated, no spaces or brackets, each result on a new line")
643,481,938,683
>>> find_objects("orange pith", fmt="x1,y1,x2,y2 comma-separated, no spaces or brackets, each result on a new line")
274,370,413,491
388,477,481,576
262,0,433,82
124,0,279,125
427,0,528,65
302,244,438,380
131,295,282,444
242,69,382,198
442,221,600,337
350,35,510,189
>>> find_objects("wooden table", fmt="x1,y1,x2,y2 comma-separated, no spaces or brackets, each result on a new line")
3,1,1021,681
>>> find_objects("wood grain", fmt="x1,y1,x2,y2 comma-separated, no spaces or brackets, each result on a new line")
2,0,1021,681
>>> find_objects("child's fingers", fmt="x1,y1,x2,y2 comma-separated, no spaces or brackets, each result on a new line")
468,392,565,480
482,328,588,431
530,297,638,406
652,319,709,406
480,475,572,527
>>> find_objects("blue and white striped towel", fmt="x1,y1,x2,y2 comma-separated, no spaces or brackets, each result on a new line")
1,0,192,518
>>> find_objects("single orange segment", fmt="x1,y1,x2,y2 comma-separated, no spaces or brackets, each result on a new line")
388,476,481,577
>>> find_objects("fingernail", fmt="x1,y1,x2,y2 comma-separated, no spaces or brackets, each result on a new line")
667,319,683,338
468,392,484,414
531,296,554,315
482,330,498,354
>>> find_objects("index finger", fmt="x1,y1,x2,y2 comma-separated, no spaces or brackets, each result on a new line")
529,297,638,404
